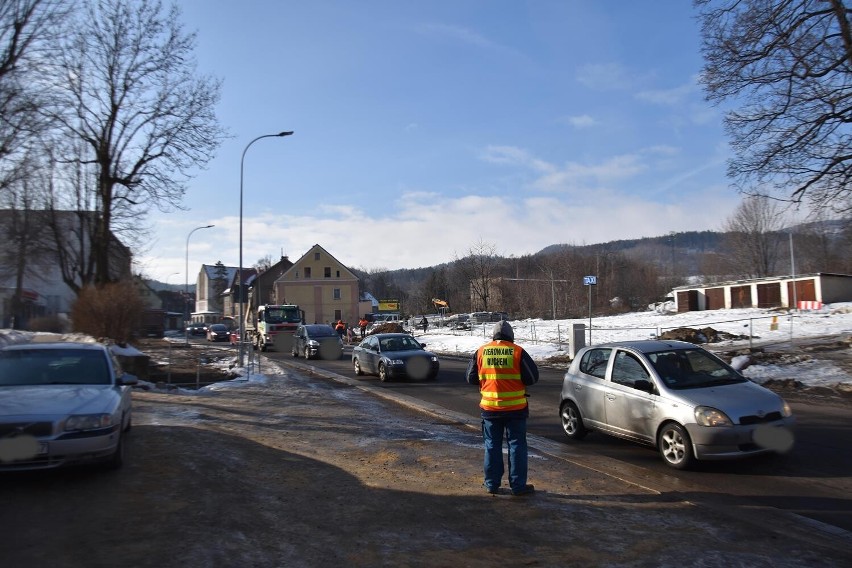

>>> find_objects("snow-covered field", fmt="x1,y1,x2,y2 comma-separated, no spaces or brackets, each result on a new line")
415,303,852,389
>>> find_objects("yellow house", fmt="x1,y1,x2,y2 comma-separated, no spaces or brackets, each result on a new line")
273,244,360,326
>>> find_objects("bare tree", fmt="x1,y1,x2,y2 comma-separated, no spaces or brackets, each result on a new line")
254,254,274,273
0,0,67,189
696,0,852,213
453,240,500,312
44,0,226,286
723,196,788,278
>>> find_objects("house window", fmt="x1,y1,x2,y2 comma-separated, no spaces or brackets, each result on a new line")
314,252,320,260
333,288,341,300
336,270,340,277
324,267,331,278
304,267,311,278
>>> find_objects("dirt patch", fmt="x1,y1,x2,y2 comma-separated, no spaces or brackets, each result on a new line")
659,326,749,343
124,338,238,389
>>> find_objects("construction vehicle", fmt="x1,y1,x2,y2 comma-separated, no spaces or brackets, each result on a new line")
245,304,304,352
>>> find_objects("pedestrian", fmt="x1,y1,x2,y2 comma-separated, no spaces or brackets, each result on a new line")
358,317,369,339
421,316,429,333
335,319,346,341
465,320,539,496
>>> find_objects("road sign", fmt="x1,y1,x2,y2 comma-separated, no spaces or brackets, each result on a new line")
583,276,597,286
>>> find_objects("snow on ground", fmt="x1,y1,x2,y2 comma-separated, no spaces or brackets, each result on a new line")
2,303,850,390
415,303,852,389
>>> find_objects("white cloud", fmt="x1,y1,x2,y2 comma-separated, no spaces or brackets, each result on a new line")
560,114,597,128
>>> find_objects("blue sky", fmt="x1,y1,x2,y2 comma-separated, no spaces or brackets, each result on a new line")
138,1,741,284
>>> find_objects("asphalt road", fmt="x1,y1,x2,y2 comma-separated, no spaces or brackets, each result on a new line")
255,340,852,537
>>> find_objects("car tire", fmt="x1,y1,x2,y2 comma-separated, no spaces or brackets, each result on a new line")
104,433,124,470
658,422,694,470
378,363,389,382
304,346,312,360
292,345,298,357
559,400,588,440
124,413,132,433
353,358,363,376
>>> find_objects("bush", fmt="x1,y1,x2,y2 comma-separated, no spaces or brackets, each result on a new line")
71,280,144,343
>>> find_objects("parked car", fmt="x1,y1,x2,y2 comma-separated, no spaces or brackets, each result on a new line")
559,340,795,470
187,322,207,336
0,341,137,471
291,324,343,360
352,333,439,382
206,323,230,342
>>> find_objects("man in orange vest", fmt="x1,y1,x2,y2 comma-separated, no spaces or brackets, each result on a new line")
465,320,539,496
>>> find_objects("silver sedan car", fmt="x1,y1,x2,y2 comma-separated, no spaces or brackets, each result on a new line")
0,342,137,471
559,340,795,469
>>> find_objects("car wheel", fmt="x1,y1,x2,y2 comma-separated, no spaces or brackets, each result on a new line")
658,422,694,470
559,401,588,440
353,358,363,376
104,433,124,470
378,362,389,382
291,345,298,357
304,346,312,360
124,413,132,433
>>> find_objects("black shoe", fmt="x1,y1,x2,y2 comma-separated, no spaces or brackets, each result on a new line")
511,484,535,496
483,484,499,495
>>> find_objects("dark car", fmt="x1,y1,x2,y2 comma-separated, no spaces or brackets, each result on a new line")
206,323,230,342
0,341,137,471
187,322,207,336
559,340,795,470
291,324,343,360
351,333,439,382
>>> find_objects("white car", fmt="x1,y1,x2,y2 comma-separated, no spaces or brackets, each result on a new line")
0,342,137,471
559,340,795,469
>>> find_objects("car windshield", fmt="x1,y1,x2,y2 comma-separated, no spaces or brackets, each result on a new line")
379,336,420,351
210,324,227,331
0,348,111,386
264,307,301,324
648,349,746,390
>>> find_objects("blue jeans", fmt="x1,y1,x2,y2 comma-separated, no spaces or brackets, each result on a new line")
481,415,528,492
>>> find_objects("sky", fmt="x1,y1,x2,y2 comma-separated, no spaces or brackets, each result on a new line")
136,1,743,283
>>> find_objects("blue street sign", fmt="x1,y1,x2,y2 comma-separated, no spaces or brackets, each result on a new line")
583,276,597,286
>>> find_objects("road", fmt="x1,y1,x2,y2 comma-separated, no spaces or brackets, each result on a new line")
254,339,852,536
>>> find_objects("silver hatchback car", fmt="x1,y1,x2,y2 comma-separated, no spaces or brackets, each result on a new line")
559,340,795,469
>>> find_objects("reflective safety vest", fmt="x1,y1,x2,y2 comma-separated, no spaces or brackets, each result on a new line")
475,340,527,412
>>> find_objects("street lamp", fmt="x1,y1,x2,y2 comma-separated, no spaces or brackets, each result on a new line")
238,131,294,367
185,224,215,343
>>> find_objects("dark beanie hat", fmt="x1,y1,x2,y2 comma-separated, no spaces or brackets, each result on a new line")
492,320,514,341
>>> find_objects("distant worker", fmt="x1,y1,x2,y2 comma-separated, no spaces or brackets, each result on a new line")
335,319,346,341
421,316,429,333
465,320,539,496
358,317,369,339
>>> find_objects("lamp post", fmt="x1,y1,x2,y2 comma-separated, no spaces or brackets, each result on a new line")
185,224,215,344
238,131,294,367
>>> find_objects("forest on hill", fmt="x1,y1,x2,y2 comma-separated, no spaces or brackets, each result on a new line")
353,223,851,320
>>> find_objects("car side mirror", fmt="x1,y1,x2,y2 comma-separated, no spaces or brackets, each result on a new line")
120,373,139,386
633,379,654,394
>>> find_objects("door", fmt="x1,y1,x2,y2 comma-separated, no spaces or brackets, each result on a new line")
604,350,656,443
